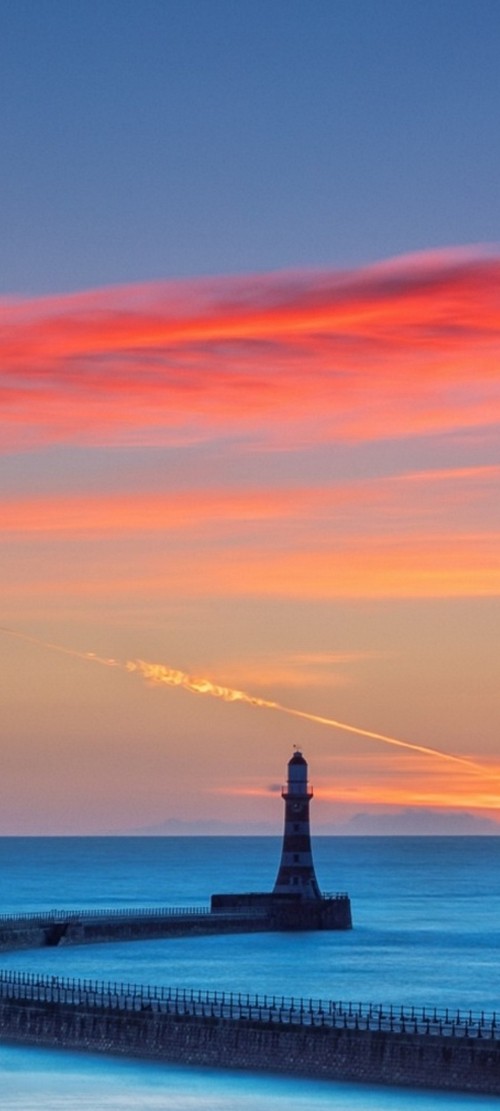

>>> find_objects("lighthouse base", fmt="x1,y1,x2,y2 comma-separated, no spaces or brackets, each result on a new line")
210,892,352,930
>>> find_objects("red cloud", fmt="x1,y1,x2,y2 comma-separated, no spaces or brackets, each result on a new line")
1,247,499,450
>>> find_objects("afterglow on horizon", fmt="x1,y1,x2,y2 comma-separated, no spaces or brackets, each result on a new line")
1,0,499,834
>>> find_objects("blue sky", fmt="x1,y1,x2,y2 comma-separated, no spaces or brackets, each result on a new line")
1,0,499,294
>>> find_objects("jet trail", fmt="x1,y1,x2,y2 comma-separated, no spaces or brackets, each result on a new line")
0,626,485,773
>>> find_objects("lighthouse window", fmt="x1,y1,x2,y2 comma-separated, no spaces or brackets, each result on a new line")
293,854,299,862
293,823,300,831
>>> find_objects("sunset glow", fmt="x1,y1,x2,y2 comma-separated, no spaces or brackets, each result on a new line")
2,249,499,833
1,0,499,840
2,625,485,770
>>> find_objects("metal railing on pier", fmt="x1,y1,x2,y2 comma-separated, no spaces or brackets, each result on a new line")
0,968,497,1041
0,897,348,926
0,906,267,925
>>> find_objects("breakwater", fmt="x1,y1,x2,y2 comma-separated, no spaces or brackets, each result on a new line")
0,906,269,950
0,895,351,952
1,969,500,1095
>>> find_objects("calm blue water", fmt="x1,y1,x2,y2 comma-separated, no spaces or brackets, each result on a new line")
1,836,500,1109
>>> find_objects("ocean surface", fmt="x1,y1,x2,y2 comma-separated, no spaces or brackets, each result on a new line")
1,835,499,1109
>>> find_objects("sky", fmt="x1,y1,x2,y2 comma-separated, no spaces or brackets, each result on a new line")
1,0,499,835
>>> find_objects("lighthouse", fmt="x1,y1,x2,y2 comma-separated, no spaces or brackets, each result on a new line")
273,749,321,899
210,748,352,929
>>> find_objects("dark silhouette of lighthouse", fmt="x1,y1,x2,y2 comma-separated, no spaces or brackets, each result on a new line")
273,749,321,899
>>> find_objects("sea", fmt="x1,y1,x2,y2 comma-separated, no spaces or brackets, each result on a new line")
1,835,499,1110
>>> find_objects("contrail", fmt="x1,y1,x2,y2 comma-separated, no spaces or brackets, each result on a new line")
0,626,483,772
124,658,479,771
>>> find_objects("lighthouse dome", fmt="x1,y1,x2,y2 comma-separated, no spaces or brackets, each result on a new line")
288,750,307,766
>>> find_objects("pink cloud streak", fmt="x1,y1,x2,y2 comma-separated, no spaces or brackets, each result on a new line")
1,247,499,450
1,464,497,538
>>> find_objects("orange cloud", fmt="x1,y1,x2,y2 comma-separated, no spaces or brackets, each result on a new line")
313,750,500,814
195,652,372,691
213,750,500,814
3,530,499,600
209,536,500,598
318,783,500,813
214,780,500,813
2,462,498,599
1,247,499,451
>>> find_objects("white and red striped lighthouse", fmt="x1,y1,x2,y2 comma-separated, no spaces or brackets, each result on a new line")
211,747,351,927
273,750,321,899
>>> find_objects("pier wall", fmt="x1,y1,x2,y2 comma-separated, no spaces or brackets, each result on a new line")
0,910,270,952
0,896,351,952
1,973,499,1095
